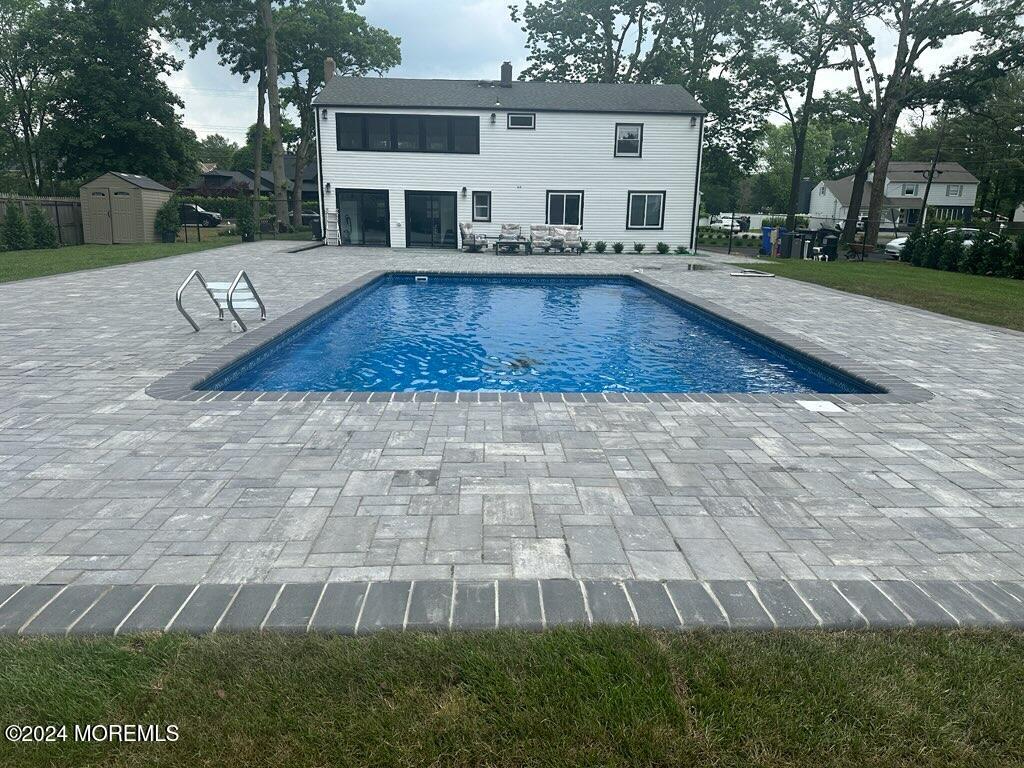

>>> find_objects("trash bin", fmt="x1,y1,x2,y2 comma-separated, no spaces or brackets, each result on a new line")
780,231,795,258
760,225,773,255
823,235,838,259
311,217,322,241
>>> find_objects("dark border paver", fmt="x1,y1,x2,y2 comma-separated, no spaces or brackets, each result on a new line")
708,581,773,629
754,581,818,629
624,581,680,628
541,580,587,626
358,581,411,633
833,580,910,629
263,583,323,633
117,585,194,635
218,583,281,633
21,585,109,636
916,581,1001,626
584,581,634,625
406,581,452,632
310,582,369,634
69,586,150,636
876,581,956,627
792,580,867,629
497,580,543,630
665,581,729,629
959,581,1024,626
452,581,496,630
168,584,238,634
0,585,63,633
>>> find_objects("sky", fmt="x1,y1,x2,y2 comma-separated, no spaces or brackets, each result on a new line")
165,0,977,144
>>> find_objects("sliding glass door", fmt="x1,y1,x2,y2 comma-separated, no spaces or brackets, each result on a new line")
405,191,457,249
336,189,390,246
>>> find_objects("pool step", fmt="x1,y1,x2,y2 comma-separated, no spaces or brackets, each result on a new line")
176,270,267,332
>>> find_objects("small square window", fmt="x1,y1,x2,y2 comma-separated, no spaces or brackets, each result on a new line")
902,183,919,196
946,184,963,197
615,123,643,157
507,113,535,129
472,191,491,222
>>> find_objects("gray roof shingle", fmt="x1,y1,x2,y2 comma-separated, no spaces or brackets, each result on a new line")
313,76,705,115
109,172,172,192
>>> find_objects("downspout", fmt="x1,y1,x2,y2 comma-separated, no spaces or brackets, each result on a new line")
689,115,705,252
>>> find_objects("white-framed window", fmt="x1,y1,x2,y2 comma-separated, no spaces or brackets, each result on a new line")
546,191,583,226
472,191,491,222
946,183,963,197
626,191,665,229
614,123,643,157
902,183,919,196
818,185,826,195
507,113,535,129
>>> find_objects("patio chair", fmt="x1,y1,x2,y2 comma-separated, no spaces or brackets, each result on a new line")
459,222,488,252
552,225,582,253
530,224,555,252
495,223,523,252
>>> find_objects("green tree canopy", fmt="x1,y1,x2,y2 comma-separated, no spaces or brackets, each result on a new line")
197,133,240,168
46,0,198,186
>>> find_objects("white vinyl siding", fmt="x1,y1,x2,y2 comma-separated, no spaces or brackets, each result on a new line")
318,107,701,248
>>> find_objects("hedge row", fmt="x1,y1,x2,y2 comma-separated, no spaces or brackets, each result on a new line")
176,195,319,220
900,226,1024,279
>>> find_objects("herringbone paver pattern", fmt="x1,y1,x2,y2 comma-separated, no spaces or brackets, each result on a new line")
1,241,1022,587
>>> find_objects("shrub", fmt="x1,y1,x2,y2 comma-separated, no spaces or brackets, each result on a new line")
27,205,57,249
154,197,180,241
674,245,689,255
235,195,257,242
899,228,921,263
2,202,32,251
1010,235,1024,280
579,239,590,253
594,240,607,253
656,241,669,254
612,242,624,253
632,242,645,253
938,237,962,271
985,237,1014,278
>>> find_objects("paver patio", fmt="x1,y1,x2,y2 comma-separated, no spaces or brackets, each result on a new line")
1,240,1023,630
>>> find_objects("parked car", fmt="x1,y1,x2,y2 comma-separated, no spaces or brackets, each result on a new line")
708,216,742,233
885,227,982,259
179,203,223,227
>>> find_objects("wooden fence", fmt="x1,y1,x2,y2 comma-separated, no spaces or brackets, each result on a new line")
0,194,83,246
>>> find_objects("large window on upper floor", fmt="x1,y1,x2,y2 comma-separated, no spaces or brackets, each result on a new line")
335,113,480,154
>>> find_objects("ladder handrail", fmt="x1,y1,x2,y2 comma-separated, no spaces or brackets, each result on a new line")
176,269,221,332
226,270,266,332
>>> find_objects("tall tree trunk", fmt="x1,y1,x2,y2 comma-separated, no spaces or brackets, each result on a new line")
253,67,266,234
864,114,897,246
291,134,308,229
840,117,878,246
260,0,289,231
785,72,817,231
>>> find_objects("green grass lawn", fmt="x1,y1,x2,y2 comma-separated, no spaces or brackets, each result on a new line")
0,238,242,284
737,259,1024,332
2,628,1022,767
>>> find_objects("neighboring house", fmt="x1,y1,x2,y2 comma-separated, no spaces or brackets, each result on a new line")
283,156,320,202
312,62,705,249
180,168,274,197
809,161,978,230
1014,202,1024,223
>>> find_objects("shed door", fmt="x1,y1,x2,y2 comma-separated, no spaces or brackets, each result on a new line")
89,190,112,244
111,190,134,243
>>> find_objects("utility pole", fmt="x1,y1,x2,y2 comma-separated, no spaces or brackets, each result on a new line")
918,113,947,226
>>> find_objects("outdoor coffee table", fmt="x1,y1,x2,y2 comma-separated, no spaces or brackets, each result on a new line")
494,238,530,254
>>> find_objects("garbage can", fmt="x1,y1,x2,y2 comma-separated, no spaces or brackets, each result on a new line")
311,216,322,241
823,235,838,260
760,225,773,255
780,231,795,258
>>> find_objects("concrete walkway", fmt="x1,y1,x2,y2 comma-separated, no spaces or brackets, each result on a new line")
1,241,1023,632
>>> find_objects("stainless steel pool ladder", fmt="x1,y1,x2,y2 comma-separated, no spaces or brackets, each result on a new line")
176,269,266,332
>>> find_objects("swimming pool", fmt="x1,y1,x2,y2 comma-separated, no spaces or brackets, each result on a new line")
200,273,879,395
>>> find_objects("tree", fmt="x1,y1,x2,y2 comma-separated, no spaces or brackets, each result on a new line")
197,133,239,168
27,205,56,248
843,0,1024,244
758,0,849,228
0,0,58,194
258,0,289,229
2,202,31,251
277,0,400,226
46,0,199,186
230,120,299,172
509,0,774,169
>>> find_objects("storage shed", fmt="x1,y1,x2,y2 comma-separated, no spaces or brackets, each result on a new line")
80,172,173,244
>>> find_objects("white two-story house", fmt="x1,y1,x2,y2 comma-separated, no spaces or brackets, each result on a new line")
809,161,978,230
312,62,705,250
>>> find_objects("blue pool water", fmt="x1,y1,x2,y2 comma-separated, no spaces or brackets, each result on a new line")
204,274,876,394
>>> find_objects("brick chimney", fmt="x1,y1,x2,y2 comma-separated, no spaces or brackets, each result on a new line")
500,61,512,87
324,57,336,84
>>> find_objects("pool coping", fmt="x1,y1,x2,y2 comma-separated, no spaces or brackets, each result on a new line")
146,269,932,405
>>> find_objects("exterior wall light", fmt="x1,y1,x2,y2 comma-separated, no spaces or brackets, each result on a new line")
690,115,698,127
324,182,331,192
461,186,467,196
322,108,329,119
490,112,496,124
